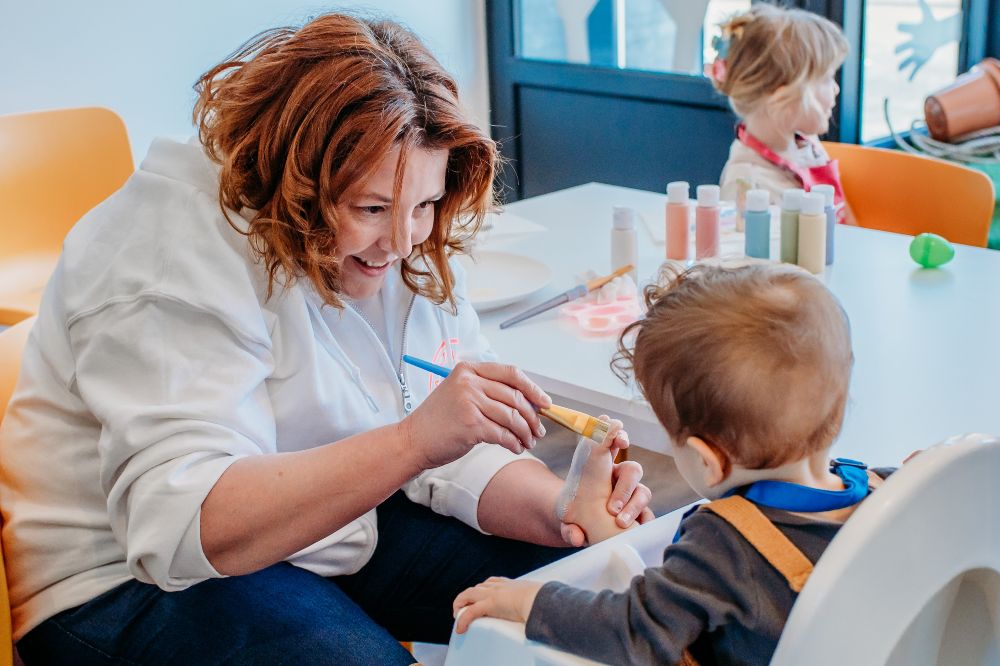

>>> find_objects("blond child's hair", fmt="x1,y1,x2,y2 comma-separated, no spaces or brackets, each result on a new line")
712,4,848,123
615,261,852,470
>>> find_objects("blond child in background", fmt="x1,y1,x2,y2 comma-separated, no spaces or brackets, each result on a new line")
711,5,855,224
453,261,895,665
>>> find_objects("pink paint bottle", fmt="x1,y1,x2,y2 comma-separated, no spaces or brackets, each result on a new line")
695,184,721,259
666,181,690,260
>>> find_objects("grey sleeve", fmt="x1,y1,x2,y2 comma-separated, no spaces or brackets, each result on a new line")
524,511,759,666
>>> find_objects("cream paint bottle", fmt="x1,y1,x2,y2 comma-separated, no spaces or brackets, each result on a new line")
695,184,721,259
780,188,804,264
666,181,691,260
797,191,827,274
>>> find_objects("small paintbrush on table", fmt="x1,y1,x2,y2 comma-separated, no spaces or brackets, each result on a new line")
498,263,635,329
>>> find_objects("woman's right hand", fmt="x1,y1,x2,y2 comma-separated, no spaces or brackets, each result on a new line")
401,361,552,469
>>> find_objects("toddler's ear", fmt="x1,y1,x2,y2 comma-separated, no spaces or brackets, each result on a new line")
685,436,729,487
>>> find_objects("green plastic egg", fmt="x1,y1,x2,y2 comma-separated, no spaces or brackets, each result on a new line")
909,233,955,268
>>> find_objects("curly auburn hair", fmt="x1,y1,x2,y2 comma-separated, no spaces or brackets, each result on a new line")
193,13,497,308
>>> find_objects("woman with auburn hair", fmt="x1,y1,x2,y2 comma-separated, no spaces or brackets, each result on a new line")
0,13,653,664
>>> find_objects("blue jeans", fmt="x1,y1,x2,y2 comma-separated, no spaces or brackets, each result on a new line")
18,492,572,665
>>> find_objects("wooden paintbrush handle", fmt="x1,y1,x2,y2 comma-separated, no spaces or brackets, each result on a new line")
585,263,635,292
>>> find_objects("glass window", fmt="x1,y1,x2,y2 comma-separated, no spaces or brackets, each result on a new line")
517,0,751,76
861,0,963,142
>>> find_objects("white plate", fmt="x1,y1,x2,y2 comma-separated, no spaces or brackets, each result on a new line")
457,251,552,312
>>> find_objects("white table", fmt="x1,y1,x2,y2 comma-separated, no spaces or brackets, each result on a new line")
476,183,1000,466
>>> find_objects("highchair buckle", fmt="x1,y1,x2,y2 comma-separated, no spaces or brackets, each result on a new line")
831,457,868,471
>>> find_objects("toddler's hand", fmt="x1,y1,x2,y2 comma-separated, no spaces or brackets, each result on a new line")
453,577,543,634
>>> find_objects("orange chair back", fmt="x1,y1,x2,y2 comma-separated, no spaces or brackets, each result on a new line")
0,107,133,260
0,317,33,666
822,142,994,247
0,108,135,259
0,108,133,325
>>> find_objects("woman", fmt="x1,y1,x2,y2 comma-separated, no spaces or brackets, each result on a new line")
0,13,653,664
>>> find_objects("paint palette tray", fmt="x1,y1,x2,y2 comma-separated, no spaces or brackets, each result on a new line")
560,298,641,336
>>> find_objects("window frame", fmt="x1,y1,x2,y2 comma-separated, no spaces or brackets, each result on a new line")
819,0,995,146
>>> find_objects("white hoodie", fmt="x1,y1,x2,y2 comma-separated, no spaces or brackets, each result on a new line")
0,138,537,641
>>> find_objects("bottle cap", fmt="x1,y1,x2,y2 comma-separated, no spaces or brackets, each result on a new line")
666,181,689,204
781,188,805,211
811,184,835,207
612,206,636,230
745,189,770,212
801,191,825,216
696,184,720,207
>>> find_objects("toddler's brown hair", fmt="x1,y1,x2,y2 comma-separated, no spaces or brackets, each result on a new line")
615,261,852,469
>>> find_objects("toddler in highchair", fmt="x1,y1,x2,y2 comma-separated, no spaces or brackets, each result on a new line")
711,4,854,224
454,260,895,665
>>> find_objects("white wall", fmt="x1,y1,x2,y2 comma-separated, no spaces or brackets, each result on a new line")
0,1,490,162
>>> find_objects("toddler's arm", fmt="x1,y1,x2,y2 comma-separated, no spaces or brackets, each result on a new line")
452,509,760,665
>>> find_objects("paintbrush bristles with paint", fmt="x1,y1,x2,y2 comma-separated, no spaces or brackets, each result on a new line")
401,355,612,443
538,405,610,443
499,263,635,329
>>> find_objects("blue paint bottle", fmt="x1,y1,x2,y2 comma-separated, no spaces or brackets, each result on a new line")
811,184,836,265
744,189,771,259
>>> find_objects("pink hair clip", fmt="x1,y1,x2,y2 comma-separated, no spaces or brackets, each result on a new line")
707,58,728,83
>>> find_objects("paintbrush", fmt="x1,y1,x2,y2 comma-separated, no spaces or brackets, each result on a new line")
401,355,611,443
498,264,635,329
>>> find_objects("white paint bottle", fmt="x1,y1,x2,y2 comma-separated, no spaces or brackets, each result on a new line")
611,206,638,283
797,192,827,274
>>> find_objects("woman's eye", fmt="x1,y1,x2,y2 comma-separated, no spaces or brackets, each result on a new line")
359,205,385,215
417,200,436,211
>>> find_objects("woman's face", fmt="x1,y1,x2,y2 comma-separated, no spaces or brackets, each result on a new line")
334,144,449,300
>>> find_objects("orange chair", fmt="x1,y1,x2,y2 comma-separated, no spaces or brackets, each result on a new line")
0,317,34,666
822,141,994,247
0,108,133,325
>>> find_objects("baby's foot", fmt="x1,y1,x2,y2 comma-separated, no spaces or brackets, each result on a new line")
555,418,630,544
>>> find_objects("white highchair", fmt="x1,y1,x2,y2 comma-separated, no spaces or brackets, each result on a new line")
445,434,1000,665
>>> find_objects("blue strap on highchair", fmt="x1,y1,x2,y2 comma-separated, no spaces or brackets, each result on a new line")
671,458,872,544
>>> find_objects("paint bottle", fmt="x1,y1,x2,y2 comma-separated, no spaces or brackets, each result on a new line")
797,191,827,274
666,181,691,260
780,188,805,264
611,206,639,283
743,189,771,259
695,184,721,259
811,184,836,265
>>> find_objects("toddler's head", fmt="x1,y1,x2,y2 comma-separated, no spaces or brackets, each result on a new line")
710,4,848,135
616,261,852,495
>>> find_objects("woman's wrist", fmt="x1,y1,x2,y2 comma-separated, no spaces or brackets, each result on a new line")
390,419,431,477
